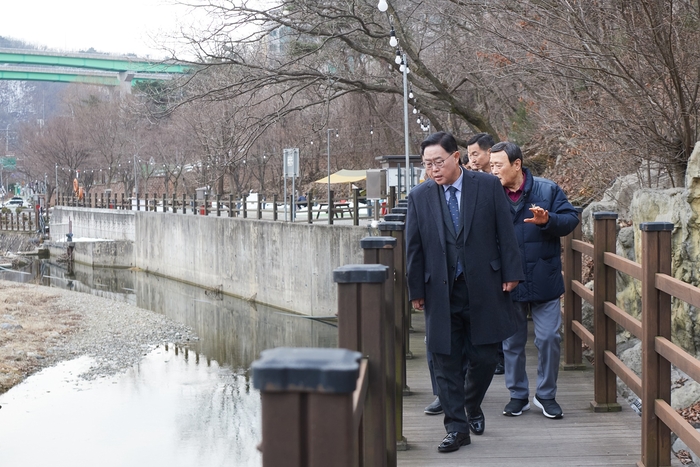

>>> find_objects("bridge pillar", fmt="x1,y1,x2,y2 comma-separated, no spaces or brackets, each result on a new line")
118,71,135,95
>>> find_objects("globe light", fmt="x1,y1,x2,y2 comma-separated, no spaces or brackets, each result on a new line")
409,89,414,99
413,108,417,114
389,28,398,47
395,49,402,64
378,0,388,12
417,118,421,124
400,63,405,72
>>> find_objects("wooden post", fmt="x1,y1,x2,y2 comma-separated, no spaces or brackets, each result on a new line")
182,194,187,214
388,186,396,211
216,194,221,217
591,212,621,412
328,190,335,225
563,207,585,369
272,194,278,221
360,236,402,460
353,187,360,226
243,195,248,219
378,221,410,401
378,218,413,366
252,347,362,467
307,193,313,224
334,264,389,467
640,222,673,467
172,193,177,214
228,194,234,218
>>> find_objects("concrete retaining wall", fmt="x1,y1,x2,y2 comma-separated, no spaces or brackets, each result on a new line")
50,207,136,242
50,207,366,316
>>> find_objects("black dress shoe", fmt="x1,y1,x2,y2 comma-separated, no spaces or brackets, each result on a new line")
438,431,471,453
494,360,505,375
424,396,443,415
468,410,485,435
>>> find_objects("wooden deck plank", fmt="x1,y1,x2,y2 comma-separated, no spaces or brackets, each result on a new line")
397,312,683,466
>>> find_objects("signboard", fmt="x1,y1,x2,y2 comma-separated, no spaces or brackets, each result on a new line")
283,148,299,178
386,167,421,193
1,156,16,169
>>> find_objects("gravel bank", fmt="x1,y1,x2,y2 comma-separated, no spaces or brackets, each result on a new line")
0,280,198,392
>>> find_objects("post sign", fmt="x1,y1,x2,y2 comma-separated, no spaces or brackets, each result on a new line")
1,156,16,169
283,148,299,178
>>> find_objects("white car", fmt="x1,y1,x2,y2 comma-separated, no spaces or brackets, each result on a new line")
3,197,25,208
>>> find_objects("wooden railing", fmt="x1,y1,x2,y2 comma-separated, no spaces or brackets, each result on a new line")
563,211,700,466
0,211,34,232
55,187,400,226
252,219,409,466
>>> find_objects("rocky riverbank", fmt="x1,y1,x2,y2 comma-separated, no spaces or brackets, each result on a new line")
0,280,197,394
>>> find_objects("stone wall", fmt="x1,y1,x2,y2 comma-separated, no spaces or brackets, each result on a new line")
583,142,700,355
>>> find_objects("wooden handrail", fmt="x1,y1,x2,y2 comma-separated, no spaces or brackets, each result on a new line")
603,350,641,396
352,359,369,433
603,301,642,339
571,320,594,348
603,251,642,280
571,280,593,304
571,238,594,257
655,273,700,309
655,400,700,461
655,336,700,385
560,213,700,466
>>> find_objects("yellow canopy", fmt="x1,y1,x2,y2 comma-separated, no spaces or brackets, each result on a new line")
313,169,367,184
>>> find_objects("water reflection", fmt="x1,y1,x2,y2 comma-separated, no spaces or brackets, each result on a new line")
0,260,338,467
0,346,260,467
3,259,338,369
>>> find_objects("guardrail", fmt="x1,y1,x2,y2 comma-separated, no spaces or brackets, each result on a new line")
0,211,35,232
563,211,700,466
55,186,401,226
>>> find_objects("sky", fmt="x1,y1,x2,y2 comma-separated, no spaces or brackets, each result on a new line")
0,0,197,59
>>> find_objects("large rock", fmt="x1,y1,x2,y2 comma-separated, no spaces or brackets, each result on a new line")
581,167,673,241
624,142,700,355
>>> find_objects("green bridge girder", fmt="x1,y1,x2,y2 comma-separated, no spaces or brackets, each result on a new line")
0,48,190,73
0,66,176,87
0,69,121,86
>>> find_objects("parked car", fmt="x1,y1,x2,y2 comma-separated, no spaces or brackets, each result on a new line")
3,196,25,208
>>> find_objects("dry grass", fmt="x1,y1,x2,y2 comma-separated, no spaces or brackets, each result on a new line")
0,283,83,393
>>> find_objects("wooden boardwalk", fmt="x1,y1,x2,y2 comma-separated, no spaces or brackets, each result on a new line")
397,312,682,466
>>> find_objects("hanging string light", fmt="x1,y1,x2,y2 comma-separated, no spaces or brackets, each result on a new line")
389,27,398,47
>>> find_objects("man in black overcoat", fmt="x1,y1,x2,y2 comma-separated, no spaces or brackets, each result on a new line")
406,132,524,453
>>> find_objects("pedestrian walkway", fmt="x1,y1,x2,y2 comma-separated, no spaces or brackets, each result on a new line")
398,312,683,466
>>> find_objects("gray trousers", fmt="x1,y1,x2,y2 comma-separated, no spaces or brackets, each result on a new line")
503,298,561,400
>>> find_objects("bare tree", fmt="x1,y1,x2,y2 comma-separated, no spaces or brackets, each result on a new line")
169,0,509,148
471,0,700,186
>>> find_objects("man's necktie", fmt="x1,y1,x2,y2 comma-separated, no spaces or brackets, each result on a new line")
448,186,463,277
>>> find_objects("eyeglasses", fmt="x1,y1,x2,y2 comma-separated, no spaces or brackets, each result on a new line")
421,152,455,169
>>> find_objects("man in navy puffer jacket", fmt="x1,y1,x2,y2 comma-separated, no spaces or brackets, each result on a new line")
489,141,579,420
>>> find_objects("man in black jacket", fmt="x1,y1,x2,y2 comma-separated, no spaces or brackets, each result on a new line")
490,141,579,420
406,132,523,452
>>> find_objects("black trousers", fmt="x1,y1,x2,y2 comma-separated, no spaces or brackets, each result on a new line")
431,277,499,433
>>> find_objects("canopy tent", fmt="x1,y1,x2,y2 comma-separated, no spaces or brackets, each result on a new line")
313,169,367,184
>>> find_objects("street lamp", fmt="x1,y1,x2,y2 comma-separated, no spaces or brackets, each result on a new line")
326,128,339,209
401,53,411,193
379,10,419,194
